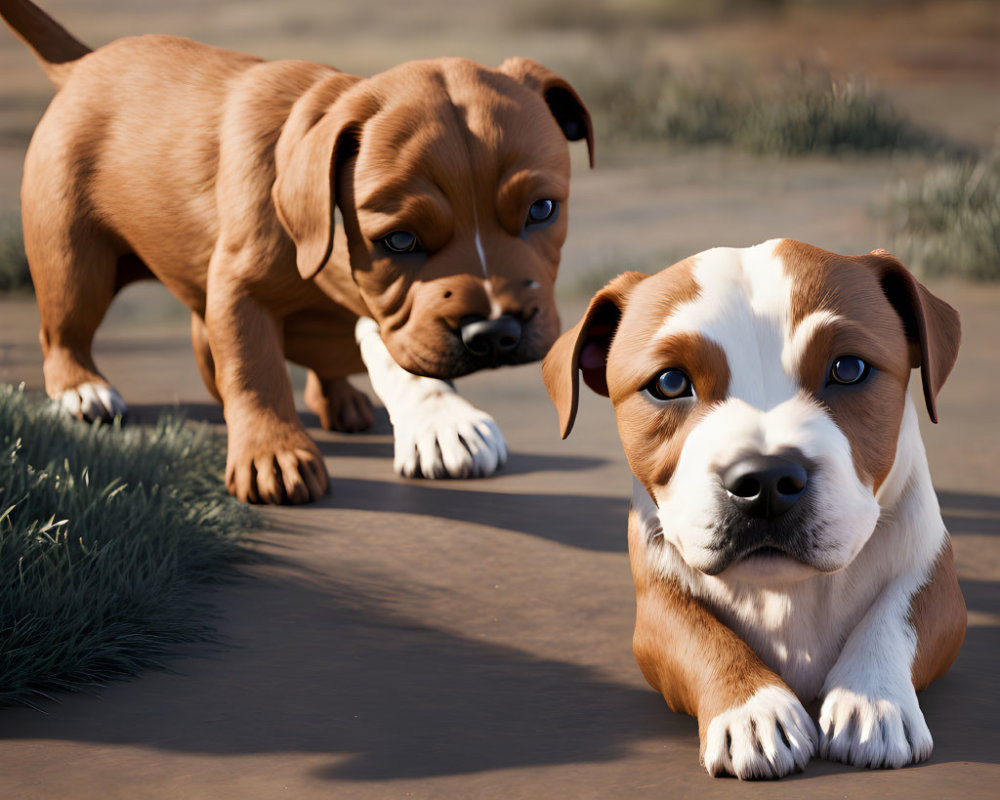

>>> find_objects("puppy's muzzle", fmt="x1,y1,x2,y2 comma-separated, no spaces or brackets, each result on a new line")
722,453,809,519
459,315,522,362
702,450,821,574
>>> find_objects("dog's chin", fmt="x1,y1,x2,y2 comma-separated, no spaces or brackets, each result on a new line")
713,547,826,585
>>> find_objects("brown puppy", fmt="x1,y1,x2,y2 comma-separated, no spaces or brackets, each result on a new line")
544,240,965,779
2,0,592,503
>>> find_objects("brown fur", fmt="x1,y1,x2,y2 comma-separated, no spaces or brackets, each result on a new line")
4,0,592,503
910,539,967,690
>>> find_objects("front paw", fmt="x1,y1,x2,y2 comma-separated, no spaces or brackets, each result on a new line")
703,685,817,780
392,391,507,479
56,381,127,423
226,430,328,504
819,685,933,768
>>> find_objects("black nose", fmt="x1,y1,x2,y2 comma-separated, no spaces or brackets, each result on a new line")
460,315,522,358
722,454,809,519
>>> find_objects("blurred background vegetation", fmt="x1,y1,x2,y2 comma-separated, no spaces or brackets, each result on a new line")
0,0,997,288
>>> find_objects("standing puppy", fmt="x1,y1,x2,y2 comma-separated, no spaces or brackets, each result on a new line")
544,239,966,779
2,0,592,502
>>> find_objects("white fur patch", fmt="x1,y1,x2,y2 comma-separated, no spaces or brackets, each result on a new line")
474,228,488,278
703,684,817,779
56,382,126,421
356,317,507,478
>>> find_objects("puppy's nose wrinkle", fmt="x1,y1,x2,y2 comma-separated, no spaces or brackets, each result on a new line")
722,454,809,518
460,315,521,358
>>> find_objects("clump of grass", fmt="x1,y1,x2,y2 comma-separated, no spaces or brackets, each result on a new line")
0,212,31,293
575,59,956,157
0,385,259,707
881,153,1000,280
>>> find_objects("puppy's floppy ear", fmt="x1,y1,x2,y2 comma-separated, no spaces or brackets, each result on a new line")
272,87,377,281
867,249,961,423
499,57,595,168
543,271,646,438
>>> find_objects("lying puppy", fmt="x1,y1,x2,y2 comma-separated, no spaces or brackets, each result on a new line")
544,239,966,779
2,0,592,502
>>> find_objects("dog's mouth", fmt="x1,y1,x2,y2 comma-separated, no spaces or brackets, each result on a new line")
740,545,791,561
699,503,828,578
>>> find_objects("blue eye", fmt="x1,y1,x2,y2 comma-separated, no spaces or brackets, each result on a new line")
829,357,870,385
382,231,419,254
526,199,557,225
647,369,693,400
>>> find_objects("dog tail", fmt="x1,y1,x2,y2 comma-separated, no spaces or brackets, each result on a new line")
1,0,91,88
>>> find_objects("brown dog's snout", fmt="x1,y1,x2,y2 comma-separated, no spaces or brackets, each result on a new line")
459,315,522,359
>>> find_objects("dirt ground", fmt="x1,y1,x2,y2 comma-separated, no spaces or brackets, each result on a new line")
1,1,998,798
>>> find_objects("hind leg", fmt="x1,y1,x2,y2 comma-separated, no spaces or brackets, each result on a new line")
283,309,374,432
25,213,126,422
191,312,223,403
304,372,374,432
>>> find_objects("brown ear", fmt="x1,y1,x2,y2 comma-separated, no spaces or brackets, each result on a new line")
542,271,646,438
499,57,595,168
868,249,961,423
272,92,376,280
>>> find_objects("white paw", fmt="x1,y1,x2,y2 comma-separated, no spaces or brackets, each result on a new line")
704,685,817,780
392,391,507,479
819,685,932,768
56,382,127,422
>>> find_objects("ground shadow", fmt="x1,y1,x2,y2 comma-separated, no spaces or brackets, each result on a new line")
313,477,629,552
0,570,690,780
127,402,610,477
938,489,1000,536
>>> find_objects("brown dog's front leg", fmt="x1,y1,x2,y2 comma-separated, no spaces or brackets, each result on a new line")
205,283,328,504
628,509,817,779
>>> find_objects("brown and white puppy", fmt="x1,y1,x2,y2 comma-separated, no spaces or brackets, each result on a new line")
2,0,592,502
544,239,966,779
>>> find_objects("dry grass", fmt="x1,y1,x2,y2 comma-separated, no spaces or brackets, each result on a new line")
881,153,1000,280
572,58,961,157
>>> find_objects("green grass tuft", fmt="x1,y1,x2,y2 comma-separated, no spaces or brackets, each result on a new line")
573,60,958,157
0,212,31,293
881,153,1000,281
0,385,259,707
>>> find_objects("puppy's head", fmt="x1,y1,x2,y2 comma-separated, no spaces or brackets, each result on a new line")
544,240,960,583
273,57,593,379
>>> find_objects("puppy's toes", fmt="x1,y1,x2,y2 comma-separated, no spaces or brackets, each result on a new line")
392,395,507,480
703,685,816,780
819,686,932,768
337,390,375,432
307,376,375,433
227,437,328,505
56,382,126,423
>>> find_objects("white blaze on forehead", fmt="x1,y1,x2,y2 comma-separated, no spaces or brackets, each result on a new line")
655,239,836,409
474,228,488,277
473,207,488,278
